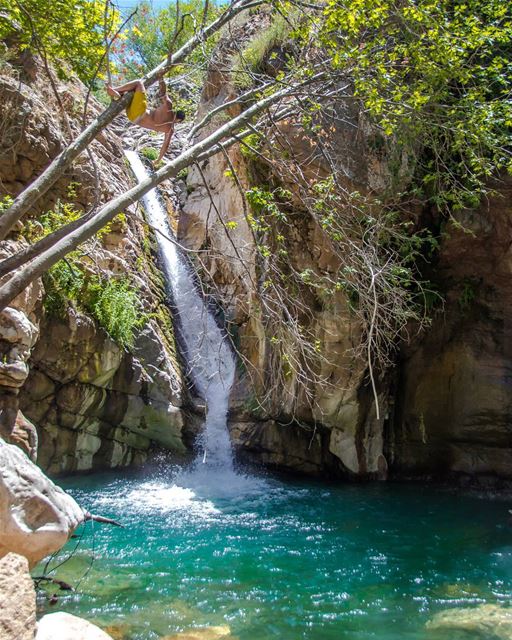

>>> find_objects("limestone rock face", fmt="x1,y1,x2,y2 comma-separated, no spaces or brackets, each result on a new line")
0,247,43,454
36,613,114,640
20,310,185,474
231,420,344,476
0,552,36,640
393,179,512,479
0,54,187,473
0,439,84,567
180,16,390,478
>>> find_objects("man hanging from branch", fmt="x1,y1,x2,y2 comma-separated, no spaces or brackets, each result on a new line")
106,75,185,164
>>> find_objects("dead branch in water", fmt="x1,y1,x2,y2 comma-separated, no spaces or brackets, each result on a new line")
84,511,123,527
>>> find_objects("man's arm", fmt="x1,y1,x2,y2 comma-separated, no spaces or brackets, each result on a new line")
155,128,174,164
158,77,168,99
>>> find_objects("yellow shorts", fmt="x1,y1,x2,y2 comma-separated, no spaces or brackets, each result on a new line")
126,90,147,122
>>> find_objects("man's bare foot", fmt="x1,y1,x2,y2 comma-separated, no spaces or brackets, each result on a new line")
106,85,121,100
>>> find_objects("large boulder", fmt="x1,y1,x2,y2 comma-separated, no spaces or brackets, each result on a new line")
0,552,36,640
0,438,84,567
426,604,512,639
36,613,114,640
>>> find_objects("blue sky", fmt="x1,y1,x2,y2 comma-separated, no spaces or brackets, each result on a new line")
116,0,171,10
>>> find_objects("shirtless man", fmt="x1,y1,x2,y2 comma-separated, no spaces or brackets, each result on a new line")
106,77,185,164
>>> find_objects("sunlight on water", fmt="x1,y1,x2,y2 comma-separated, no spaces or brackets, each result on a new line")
39,468,512,640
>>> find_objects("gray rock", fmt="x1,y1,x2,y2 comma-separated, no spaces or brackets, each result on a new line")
0,438,84,567
0,552,36,640
36,612,114,640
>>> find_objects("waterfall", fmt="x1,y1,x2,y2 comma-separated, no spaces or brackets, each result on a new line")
125,151,236,472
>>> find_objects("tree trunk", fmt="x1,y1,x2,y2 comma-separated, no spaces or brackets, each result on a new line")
0,79,307,310
0,0,263,242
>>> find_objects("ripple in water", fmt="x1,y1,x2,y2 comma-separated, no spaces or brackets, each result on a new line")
40,468,512,640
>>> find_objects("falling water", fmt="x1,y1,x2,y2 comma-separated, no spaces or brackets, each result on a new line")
125,151,236,472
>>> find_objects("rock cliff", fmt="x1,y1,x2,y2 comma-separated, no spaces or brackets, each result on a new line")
179,12,512,482
0,52,186,473
180,17,392,479
392,178,512,480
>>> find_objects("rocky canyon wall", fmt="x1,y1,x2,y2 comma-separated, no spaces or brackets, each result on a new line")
392,178,512,480
179,13,512,482
179,17,394,479
0,52,187,473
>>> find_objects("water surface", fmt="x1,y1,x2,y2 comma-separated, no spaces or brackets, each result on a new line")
38,466,512,639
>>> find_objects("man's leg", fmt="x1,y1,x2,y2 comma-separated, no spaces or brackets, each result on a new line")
106,79,145,100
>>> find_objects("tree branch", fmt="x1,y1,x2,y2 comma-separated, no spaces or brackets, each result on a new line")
0,0,266,242
0,75,320,310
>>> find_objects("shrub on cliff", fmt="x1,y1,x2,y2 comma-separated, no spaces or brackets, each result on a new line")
43,258,144,349
311,0,512,210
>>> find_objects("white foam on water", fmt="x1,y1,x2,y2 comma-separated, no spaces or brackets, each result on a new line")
126,482,220,516
125,151,236,474
93,481,220,518
175,465,271,501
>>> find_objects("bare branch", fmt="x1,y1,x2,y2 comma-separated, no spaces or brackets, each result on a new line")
0,0,267,241
0,75,321,310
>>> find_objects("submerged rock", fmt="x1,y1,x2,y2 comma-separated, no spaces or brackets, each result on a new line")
426,604,512,639
0,552,36,640
99,624,132,640
0,438,84,567
36,612,114,640
162,626,233,640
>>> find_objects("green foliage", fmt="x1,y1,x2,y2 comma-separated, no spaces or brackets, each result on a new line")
21,200,126,244
240,133,264,161
34,202,138,348
96,212,127,241
246,186,291,222
246,186,291,258
0,195,14,213
141,146,159,161
88,278,143,347
0,0,119,83
114,0,221,86
19,200,80,243
43,257,144,348
313,0,512,211
42,255,85,317
232,12,294,88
